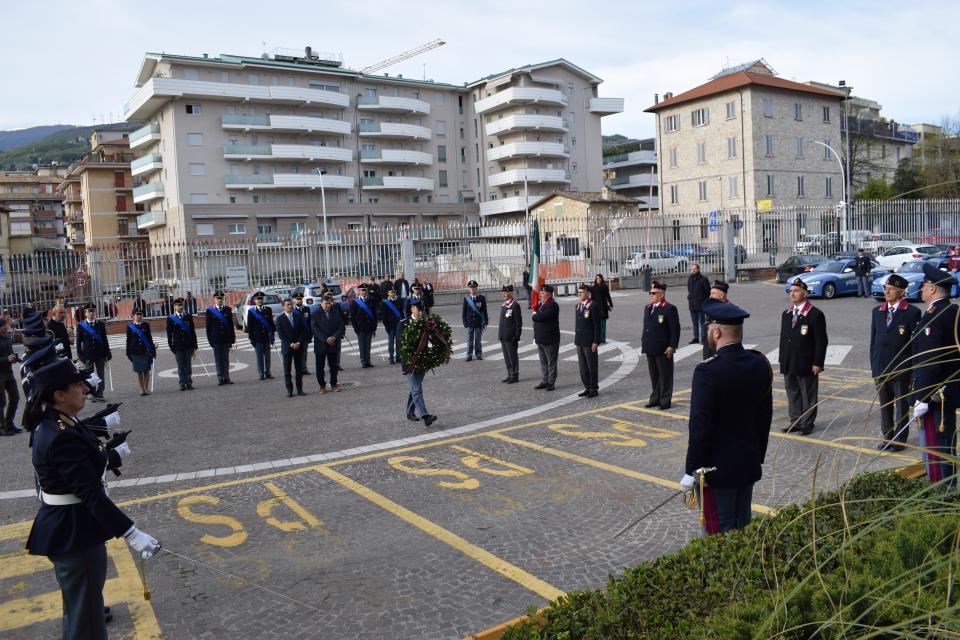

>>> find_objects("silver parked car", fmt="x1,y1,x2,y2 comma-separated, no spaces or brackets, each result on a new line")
233,288,286,330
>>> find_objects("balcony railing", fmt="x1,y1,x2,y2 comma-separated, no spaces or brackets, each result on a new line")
129,123,160,149
357,95,431,115
224,175,274,185
132,182,164,203
130,153,162,171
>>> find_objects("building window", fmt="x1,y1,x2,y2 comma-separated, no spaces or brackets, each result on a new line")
697,142,706,164
796,137,805,159
670,184,679,205
189,163,206,176
762,97,773,117
765,134,774,157
187,133,203,146
364,87,377,98
729,175,739,198
436,120,446,137
726,137,737,158
698,180,708,201
185,104,201,115
822,106,831,123
794,102,803,121
360,117,374,127
437,145,446,162
196,223,214,236
438,170,448,188
766,174,775,197
571,137,576,147
228,223,246,235
462,170,468,187
797,176,805,197
825,176,833,198
691,108,709,127
823,140,832,160
291,222,305,239
184,68,199,81
665,115,680,132
725,100,736,119
189,193,208,204
669,147,678,168
257,224,273,235
572,162,578,173
251,164,260,175
460,147,466,163
115,195,127,212
229,195,237,204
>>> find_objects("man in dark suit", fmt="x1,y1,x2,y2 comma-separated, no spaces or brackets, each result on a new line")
350,284,378,368
686,262,711,344
462,280,488,361
381,288,404,365
167,297,198,391
47,306,72,360
205,291,236,385
574,284,601,398
869,274,921,451
76,304,111,401
393,272,411,302
779,279,828,435
277,298,308,397
522,269,532,309
910,263,960,485
854,248,873,298
292,292,312,376
642,281,681,410
682,299,772,534
312,294,345,392
245,291,276,380
498,285,522,384
531,284,559,391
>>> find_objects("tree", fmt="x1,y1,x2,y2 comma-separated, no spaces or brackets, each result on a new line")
891,158,924,198
857,178,894,200
914,115,960,198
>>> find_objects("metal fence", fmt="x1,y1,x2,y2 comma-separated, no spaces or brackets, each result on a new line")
3,199,960,319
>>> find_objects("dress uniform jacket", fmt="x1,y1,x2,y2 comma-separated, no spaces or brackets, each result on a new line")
531,299,560,345
869,299,920,379
26,410,133,556
912,298,960,403
381,299,404,333
246,306,275,344
778,301,828,376
350,297,378,333
47,319,73,360
685,343,773,488
292,304,313,342
76,320,111,361
641,301,680,355
498,299,523,341
166,313,198,352
277,311,309,354
205,305,236,346
125,322,155,357
311,307,345,353
574,300,601,345
462,294,488,328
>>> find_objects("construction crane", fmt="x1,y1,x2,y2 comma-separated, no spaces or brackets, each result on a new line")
360,39,445,75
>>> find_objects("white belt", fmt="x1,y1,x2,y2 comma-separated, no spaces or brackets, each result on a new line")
39,490,81,506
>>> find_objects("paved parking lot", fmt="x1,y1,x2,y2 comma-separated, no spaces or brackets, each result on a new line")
0,282,920,638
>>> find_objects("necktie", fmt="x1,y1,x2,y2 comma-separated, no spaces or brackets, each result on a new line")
886,307,894,328
791,308,799,329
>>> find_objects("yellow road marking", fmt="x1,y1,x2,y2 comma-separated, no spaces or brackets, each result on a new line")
259,482,323,531
0,551,50,581
487,432,775,516
314,466,565,602
771,387,874,405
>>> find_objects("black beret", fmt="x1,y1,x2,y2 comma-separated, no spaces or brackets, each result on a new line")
541,284,554,293
651,281,666,292
886,274,909,290
502,284,514,292
790,278,808,292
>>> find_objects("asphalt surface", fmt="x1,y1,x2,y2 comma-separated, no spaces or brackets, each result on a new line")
0,282,919,639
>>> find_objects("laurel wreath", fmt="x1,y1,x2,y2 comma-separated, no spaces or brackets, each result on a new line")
398,314,453,374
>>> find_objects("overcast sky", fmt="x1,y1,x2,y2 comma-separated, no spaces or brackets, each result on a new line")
2,0,957,137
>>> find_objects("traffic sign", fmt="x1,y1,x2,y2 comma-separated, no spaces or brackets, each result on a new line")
733,218,744,230
73,265,88,288
708,210,718,232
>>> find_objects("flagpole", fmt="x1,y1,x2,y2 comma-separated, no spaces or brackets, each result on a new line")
524,167,530,265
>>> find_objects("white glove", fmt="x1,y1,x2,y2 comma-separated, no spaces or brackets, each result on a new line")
104,412,121,429
113,442,131,460
680,474,696,491
124,526,159,559
86,373,102,389
912,401,929,419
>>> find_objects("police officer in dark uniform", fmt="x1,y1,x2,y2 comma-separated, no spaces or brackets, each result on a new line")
462,280,488,361
574,283,601,398
910,263,960,485
167,297,198,391
292,291,312,376
681,299,772,534
246,291,276,380
498,284,522,383
779,279,828,435
642,280,681,410
702,280,730,360
381,289,404,364
405,284,424,319
870,273,921,451
532,284,559,391
351,284,378,368
205,291,236,385
23,357,159,640
76,305,111,402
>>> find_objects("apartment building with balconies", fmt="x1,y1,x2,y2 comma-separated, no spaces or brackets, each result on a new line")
122,49,622,242
602,139,658,209
646,60,844,213
59,127,148,251
0,167,65,254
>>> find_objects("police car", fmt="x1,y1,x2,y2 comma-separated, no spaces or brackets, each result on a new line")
870,258,959,301
292,280,343,313
783,257,889,299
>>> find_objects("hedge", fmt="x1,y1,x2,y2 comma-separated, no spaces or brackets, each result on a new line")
503,472,959,639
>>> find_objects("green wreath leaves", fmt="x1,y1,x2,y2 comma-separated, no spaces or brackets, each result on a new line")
398,314,453,374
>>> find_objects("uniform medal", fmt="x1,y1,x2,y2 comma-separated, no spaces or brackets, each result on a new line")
800,324,808,336
897,325,905,335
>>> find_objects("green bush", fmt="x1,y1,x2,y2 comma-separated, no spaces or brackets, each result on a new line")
503,472,959,640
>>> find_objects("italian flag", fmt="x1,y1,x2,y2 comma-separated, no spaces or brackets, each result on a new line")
529,219,543,308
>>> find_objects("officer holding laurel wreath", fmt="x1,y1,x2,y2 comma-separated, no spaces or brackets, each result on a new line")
400,302,438,427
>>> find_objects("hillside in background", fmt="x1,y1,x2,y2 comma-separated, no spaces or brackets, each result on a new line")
0,124,135,170
0,125,76,151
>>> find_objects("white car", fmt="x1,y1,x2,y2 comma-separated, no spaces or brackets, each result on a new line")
794,235,825,255
875,244,939,269
233,288,287,330
862,232,905,253
625,250,687,274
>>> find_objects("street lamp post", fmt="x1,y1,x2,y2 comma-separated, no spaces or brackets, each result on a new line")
314,168,330,280
808,139,848,250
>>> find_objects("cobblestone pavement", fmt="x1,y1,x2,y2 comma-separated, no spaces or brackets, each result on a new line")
0,283,920,638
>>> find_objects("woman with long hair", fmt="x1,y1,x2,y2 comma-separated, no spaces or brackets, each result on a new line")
592,274,614,344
